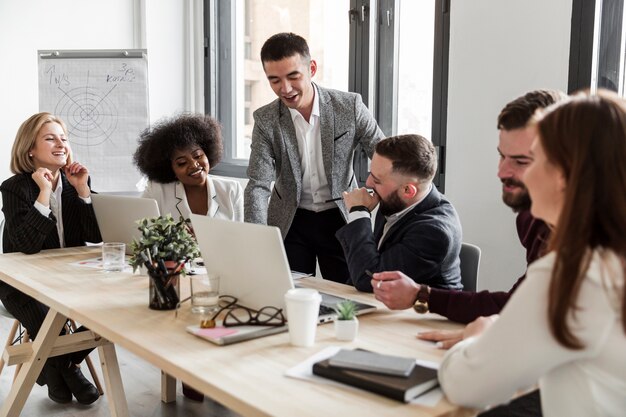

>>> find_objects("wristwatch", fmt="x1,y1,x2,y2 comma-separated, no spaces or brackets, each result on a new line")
349,205,370,213
413,285,430,314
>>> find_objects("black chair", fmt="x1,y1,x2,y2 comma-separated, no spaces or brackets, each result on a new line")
459,242,481,291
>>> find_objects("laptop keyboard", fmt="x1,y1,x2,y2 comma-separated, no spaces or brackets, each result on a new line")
319,304,336,316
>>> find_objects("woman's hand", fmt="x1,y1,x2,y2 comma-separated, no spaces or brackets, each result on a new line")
64,162,91,198
463,315,499,339
417,329,464,349
417,314,499,350
32,167,54,193
32,168,54,206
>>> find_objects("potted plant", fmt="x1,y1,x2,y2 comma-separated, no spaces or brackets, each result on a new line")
334,300,359,341
129,214,200,310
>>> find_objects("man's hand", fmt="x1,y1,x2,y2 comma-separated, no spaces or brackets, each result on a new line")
371,270,419,310
343,187,379,212
417,329,463,349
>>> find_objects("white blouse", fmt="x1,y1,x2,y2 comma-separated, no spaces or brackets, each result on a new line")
439,249,626,417
141,176,243,222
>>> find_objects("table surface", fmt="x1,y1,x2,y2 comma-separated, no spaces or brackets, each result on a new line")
0,246,472,417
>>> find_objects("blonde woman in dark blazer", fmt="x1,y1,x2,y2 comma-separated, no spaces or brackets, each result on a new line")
0,112,102,405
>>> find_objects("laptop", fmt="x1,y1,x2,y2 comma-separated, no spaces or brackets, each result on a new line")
189,215,377,324
92,194,160,254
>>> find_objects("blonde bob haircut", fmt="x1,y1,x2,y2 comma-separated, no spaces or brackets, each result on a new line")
10,112,72,174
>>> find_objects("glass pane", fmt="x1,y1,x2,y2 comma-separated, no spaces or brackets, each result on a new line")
233,0,350,160
396,0,435,138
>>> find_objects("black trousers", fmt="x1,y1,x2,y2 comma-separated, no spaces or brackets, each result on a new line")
283,208,350,284
478,390,542,417
1,289,93,376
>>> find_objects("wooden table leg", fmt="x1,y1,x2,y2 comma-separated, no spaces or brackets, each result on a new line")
97,343,130,417
161,372,176,403
0,310,67,417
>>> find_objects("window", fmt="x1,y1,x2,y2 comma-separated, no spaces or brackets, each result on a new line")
569,0,625,94
205,0,450,191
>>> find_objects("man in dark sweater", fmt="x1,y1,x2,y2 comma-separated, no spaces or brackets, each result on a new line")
371,90,563,327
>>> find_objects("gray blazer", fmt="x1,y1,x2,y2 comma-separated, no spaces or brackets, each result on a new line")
244,84,384,238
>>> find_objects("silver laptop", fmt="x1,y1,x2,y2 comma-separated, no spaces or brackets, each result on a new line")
92,194,160,254
189,215,376,323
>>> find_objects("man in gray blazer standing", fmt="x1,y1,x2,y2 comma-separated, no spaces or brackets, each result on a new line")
244,32,384,283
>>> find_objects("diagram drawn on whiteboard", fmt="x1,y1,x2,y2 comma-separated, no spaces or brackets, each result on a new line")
55,76,119,147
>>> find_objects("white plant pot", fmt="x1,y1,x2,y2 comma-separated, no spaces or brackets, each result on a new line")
334,317,358,341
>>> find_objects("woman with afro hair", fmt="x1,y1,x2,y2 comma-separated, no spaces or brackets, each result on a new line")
134,114,243,224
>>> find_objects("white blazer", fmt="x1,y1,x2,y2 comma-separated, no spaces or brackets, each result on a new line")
142,176,243,222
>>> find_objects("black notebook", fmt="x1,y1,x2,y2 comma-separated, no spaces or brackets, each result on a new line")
313,357,438,403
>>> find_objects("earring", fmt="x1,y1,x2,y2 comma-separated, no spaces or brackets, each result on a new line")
28,153,33,157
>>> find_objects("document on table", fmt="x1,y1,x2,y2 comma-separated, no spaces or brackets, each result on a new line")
285,346,444,406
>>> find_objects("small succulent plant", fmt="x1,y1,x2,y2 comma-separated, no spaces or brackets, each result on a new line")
335,300,357,321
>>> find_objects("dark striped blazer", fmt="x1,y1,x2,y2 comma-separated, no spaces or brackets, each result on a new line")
0,172,102,298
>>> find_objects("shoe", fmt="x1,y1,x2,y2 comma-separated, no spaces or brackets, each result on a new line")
44,364,72,404
60,364,100,405
182,383,204,401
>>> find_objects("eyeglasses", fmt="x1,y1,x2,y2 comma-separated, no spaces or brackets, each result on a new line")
197,295,285,328
223,306,285,327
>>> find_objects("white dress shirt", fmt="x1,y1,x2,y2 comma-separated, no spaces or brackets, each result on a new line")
439,249,626,417
288,85,335,212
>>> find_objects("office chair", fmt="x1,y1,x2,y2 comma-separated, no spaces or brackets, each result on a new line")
459,242,481,292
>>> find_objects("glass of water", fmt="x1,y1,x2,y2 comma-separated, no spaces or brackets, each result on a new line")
102,242,126,272
190,273,220,314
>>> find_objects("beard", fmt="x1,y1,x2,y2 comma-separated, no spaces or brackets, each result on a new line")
379,190,408,216
501,178,531,212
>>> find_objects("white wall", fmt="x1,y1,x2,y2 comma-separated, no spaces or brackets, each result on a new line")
0,0,188,184
445,0,572,290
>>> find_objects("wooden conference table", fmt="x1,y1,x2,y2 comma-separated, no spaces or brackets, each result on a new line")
0,246,473,417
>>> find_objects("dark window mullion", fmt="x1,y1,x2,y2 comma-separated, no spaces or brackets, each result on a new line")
431,0,450,192
350,0,373,185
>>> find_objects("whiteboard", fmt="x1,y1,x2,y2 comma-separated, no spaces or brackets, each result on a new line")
38,50,149,192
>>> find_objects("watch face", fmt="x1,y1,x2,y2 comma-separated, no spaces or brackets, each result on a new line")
413,302,428,314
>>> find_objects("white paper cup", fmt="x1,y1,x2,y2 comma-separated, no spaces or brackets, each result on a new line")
102,242,126,272
284,288,322,347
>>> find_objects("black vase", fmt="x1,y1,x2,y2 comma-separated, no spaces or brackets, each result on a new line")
148,270,181,310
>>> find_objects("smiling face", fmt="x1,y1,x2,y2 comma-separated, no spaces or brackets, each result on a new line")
29,122,70,171
263,53,317,117
497,125,536,212
365,153,409,216
171,146,210,188
523,136,566,226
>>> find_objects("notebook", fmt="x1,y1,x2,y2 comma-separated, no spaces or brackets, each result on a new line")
91,194,160,254
186,324,288,346
189,215,377,323
328,348,416,377
313,354,439,402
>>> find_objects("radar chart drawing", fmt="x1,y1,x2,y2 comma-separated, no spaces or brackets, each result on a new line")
55,83,119,147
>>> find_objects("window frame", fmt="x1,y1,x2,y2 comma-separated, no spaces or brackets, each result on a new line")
204,0,450,191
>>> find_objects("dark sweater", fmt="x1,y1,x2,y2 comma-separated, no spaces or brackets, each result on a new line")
428,210,550,324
